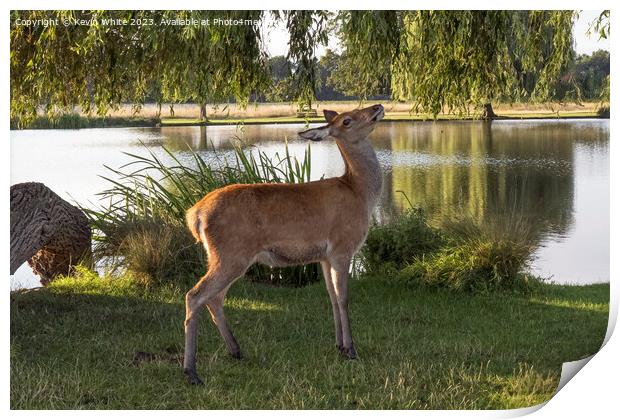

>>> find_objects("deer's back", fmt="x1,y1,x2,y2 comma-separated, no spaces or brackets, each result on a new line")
186,179,370,261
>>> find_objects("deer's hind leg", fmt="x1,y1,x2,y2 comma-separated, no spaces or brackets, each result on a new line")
183,258,249,385
206,286,242,359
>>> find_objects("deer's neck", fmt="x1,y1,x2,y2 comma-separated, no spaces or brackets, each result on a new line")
337,140,383,215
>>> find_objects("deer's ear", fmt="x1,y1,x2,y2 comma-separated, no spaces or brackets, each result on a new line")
298,125,330,142
323,109,338,123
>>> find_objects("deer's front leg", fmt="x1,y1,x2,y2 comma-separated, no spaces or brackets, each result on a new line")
321,261,343,351
330,259,357,359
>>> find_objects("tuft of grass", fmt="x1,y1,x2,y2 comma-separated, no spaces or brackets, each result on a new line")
82,141,320,288
362,210,538,293
10,269,609,409
404,213,538,293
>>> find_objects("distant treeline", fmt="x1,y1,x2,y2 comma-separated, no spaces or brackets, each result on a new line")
554,50,610,101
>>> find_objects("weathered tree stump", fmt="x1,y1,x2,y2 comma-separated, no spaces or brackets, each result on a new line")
10,182,91,285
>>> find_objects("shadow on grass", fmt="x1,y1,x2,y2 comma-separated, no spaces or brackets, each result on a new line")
10,278,609,409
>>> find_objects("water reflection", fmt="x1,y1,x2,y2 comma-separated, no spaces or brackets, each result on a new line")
10,119,609,286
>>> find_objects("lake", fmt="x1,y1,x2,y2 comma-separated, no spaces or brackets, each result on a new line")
10,119,609,289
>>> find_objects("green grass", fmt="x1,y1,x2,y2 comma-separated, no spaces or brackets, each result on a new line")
10,268,609,409
11,113,159,130
159,111,601,127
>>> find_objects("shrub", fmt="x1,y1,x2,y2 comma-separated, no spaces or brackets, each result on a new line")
83,141,321,288
360,208,443,273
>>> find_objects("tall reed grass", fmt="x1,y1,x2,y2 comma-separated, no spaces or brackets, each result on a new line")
82,140,320,288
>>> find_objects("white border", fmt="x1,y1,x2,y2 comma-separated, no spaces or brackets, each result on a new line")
3,1,617,418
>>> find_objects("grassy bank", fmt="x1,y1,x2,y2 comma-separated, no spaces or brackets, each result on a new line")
13,101,606,129
10,269,608,409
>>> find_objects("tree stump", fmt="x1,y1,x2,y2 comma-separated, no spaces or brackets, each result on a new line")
10,182,91,285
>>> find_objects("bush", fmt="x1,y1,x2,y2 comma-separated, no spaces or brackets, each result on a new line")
398,242,536,293
361,209,539,293
361,208,443,273
398,214,538,293
83,141,322,288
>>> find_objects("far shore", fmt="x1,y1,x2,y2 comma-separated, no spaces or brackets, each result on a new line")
13,101,608,130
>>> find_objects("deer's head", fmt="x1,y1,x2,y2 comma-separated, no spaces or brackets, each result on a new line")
298,104,384,144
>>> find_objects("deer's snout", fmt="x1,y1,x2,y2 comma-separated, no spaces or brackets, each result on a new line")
369,104,385,122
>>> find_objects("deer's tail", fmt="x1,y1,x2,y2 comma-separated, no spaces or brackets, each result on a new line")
186,207,203,243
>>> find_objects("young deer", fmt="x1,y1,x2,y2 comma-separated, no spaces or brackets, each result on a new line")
183,104,385,385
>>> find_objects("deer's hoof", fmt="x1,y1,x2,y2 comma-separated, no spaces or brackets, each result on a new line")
230,350,243,360
341,346,358,360
184,369,204,386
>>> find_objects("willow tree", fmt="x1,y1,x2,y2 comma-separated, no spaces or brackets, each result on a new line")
156,10,269,120
339,10,576,118
279,10,331,109
10,10,269,125
10,10,158,126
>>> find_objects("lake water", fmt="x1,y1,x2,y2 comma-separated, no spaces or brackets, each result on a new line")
10,119,609,289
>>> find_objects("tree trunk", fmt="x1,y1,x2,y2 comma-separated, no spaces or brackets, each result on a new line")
199,102,207,121
481,103,497,119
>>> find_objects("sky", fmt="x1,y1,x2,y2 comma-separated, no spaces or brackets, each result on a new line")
261,10,610,58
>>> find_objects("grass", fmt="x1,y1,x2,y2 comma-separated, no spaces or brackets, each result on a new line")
10,267,609,409
10,113,159,130
13,101,605,129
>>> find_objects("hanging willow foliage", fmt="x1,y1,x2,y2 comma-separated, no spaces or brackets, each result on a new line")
339,10,576,116
10,10,579,124
336,11,400,99
278,10,330,108
10,10,271,126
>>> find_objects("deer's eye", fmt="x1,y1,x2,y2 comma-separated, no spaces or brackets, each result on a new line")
342,118,352,127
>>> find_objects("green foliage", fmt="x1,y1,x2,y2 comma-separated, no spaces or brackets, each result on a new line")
399,244,536,294
322,49,390,99
401,215,537,293
10,10,585,123
361,208,443,273
362,210,538,293
10,11,270,127
555,50,610,100
335,12,397,99
338,11,576,116
280,10,331,108
587,10,610,40
264,56,295,102
157,11,269,115
82,141,319,288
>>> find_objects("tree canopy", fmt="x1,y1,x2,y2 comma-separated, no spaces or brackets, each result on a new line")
11,10,602,125
339,10,576,116
10,10,271,125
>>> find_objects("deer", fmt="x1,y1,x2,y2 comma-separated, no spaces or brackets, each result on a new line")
183,104,385,385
